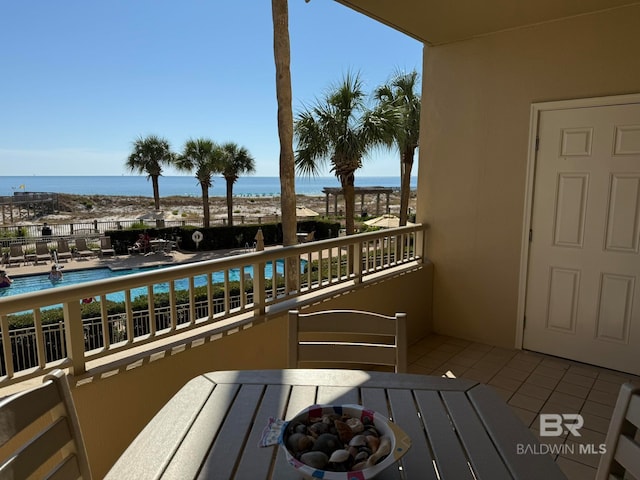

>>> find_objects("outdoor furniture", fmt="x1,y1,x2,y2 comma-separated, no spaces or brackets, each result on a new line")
100,236,116,257
288,309,407,373
7,244,25,266
149,239,175,254
596,382,640,479
34,240,52,264
105,369,567,480
0,369,92,479
299,231,315,243
74,238,95,258
55,238,73,262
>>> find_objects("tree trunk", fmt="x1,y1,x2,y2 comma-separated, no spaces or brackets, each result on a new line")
226,179,234,227
151,175,161,211
399,147,415,226
341,172,356,235
201,182,211,228
272,0,298,292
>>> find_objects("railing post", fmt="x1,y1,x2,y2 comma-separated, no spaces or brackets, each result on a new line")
0,315,15,378
417,227,427,262
248,230,266,315
63,300,86,375
253,260,265,317
351,239,363,284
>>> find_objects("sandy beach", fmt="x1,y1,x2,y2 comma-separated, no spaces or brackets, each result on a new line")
27,192,416,225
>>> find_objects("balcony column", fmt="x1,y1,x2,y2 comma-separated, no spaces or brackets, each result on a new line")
253,232,266,316
63,300,86,375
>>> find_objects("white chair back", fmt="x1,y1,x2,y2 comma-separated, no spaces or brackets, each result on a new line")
288,309,407,373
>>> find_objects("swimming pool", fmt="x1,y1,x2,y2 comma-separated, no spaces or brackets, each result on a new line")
0,260,304,302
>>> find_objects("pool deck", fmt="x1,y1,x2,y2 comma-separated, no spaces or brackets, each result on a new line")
1,246,283,278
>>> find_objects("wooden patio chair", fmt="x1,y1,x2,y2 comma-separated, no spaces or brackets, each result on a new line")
7,244,25,266
55,238,73,262
74,238,94,259
35,240,52,264
596,382,640,480
288,309,407,373
100,236,116,257
0,369,92,479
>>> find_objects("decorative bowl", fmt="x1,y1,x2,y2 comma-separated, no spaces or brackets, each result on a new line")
281,404,411,480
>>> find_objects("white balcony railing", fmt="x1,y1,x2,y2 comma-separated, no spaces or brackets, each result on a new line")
0,225,426,386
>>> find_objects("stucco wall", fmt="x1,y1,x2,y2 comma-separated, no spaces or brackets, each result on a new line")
418,5,640,346
73,264,432,478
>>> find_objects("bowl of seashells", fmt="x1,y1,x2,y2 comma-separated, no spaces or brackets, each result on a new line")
281,404,411,480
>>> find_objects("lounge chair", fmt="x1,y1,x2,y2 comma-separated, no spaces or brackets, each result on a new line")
55,238,73,262
34,241,52,264
7,244,25,266
74,238,95,258
100,236,116,256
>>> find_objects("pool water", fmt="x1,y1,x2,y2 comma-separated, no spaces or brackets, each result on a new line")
0,260,304,302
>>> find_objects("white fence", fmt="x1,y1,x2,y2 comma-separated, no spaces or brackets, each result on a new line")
0,225,426,385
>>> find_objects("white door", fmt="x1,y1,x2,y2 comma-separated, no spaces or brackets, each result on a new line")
523,102,640,375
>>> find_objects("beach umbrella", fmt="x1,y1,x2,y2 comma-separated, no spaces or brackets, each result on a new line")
137,210,167,221
296,206,320,217
137,210,168,228
364,214,414,229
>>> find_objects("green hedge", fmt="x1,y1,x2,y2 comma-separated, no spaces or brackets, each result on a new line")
104,219,340,253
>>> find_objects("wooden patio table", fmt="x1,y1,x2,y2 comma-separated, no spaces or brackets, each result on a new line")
105,369,567,480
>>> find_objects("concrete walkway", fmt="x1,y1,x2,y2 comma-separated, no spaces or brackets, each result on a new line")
1,246,282,279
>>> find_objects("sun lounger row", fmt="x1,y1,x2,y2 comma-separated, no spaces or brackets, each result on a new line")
2,237,117,266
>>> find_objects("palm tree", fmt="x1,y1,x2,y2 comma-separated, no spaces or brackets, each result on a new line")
126,135,175,210
374,70,421,225
219,142,256,226
174,138,222,228
295,72,394,235
272,0,298,293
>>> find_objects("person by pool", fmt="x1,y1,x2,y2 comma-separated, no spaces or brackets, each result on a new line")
48,265,64,282
0,270,12,288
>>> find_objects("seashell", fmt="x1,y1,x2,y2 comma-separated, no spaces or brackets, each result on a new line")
309,422,329,437
286,433,314,453
349,434,367,447
363,427,379,437
322,413,338,424
352,461,368,471
312,433,342,456
334,420,354,444
346,417,364,433
348,446,359,458
354,451,369,463
359,446,372,456
300,451,329,469
366,435,392,466
328,449,351,463
366,435,380,452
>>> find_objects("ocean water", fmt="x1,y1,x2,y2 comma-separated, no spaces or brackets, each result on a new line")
0,176,416,198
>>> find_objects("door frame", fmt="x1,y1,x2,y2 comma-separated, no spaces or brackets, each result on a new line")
516,92,640,349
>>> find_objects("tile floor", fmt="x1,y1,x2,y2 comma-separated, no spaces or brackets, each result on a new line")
407,334,640,480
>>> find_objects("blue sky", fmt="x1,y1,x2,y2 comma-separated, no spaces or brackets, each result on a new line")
0,1,422,177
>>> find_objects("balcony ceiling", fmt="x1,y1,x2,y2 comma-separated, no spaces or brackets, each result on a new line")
336,0,639,45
